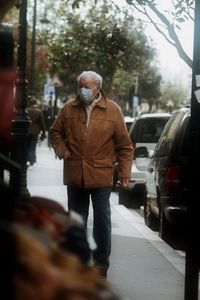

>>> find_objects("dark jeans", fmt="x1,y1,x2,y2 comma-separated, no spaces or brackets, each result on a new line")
27,134,38,165
67,185,112,276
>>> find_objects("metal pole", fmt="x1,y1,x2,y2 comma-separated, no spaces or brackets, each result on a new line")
132,73,139,117
10,0,30,198
184,0,200,299
30,0,37,95
53,86,59,120
133,73,139,95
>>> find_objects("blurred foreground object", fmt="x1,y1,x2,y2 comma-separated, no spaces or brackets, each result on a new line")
0,0,16,21
0,0,16,147
0,22,16,151
13,196,120,300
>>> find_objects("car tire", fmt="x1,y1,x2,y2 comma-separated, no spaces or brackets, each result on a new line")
118,188,141,209
159,209,180,247
159,209,170,242
118,188,132,208
144,196,159,231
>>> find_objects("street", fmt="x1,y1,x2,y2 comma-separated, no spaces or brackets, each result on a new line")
26,140,192,300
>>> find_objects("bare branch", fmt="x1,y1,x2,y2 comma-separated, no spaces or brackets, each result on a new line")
144,9,176,46
147,1,192,67
128,0,193,68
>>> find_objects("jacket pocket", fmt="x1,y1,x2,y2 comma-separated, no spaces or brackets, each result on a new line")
93,158,113,168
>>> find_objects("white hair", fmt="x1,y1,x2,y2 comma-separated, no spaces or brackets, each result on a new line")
78,71,103,88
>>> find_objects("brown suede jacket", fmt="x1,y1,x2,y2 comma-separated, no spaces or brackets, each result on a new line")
49,95,133,188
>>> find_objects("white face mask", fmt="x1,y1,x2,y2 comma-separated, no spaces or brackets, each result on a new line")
79,87,93,104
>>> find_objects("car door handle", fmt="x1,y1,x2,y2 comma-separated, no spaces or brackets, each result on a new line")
147,167,154,173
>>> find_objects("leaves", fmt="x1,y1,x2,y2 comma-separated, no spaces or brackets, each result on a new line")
124,0,194,68
159,82,188,110
48,1,156,98
72,0,82,9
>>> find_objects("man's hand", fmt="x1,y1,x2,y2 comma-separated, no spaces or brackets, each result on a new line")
117,178,129,188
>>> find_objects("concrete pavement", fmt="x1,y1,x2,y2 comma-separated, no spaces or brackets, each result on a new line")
27,140,189,300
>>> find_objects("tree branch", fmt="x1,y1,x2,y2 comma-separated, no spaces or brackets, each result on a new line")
147,1,192,67
130,0,193,68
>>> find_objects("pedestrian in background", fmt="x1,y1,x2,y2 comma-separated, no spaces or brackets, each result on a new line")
42,99,54,149
49,70,133,278
27,97,46,166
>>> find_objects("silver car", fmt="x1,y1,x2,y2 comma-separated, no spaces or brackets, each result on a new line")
118,112,171,208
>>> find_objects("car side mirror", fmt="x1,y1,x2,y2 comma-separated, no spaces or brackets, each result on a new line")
134,146,150,171
134,146,149,158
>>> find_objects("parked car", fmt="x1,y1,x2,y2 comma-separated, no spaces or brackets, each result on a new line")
124,116,135,132
118,112,171,208
112,116,135,190
135,107,190,243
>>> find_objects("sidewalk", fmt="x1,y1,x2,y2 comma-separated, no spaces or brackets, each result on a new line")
27,141,187,300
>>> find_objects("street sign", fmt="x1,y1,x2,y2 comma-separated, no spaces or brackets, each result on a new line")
133,96,139,108
44,84,55,101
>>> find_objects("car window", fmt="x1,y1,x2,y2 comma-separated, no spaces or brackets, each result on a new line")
155,110,190,157
129,117,170,143
155,112,180,156
124,117,134,132
126,121,133,132
178,117,190,156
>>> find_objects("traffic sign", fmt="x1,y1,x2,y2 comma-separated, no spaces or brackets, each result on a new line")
44,84,55,100
133,96,139,108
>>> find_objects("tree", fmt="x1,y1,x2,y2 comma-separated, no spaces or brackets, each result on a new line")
71,0,194,68
3,4,50,98
139,66,162,112
5,1,164,111
159,81,188,111
47,0,160,108
124,0,194,68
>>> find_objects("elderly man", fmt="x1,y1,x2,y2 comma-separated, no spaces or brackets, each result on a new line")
49,70,133,277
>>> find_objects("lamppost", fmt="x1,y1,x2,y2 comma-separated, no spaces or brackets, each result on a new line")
10,0,30,198
132,73,139,117
184,1,200,299
30,0,50,96
30,0,37,95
